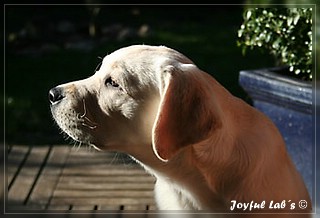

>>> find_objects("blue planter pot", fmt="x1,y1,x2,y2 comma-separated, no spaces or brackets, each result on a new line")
239,67,313,200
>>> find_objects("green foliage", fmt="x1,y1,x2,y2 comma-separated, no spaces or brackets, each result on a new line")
237,8,312,81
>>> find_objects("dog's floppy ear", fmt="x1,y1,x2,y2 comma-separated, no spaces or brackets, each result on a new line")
152,64,219,162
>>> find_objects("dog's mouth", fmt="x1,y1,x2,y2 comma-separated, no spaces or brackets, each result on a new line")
50,97,99,148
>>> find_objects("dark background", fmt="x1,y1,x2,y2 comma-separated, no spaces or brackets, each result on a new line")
5,3,298,145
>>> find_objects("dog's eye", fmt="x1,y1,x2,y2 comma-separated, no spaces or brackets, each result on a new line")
105,77,120,88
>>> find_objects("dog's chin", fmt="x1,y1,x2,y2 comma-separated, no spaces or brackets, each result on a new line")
51,107,94,144
65,129,91,144
59,124,102,150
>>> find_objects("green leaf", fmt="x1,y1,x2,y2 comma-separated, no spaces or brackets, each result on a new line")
293,13,300,25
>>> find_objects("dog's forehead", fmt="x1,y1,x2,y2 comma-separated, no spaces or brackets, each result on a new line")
95,45,167,77
103,45,169,65
95,45,194,84
102,45,192,67
108,45,173,57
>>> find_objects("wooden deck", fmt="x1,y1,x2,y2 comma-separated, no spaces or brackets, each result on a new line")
6,144,157,212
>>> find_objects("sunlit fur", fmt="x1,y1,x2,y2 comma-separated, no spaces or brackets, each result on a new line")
50,45,311,216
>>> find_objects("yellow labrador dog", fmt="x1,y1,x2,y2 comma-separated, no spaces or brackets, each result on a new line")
49,45,311,214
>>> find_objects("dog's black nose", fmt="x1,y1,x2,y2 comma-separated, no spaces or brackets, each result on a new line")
49,87,65,105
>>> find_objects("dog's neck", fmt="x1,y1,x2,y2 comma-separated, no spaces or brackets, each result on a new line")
125,141,227,210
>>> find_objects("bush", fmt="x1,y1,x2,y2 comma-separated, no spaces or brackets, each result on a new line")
237,7,312,81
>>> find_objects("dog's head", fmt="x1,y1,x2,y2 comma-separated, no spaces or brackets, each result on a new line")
49,45,218,162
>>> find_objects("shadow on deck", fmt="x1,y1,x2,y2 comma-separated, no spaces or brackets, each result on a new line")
6,144,157,212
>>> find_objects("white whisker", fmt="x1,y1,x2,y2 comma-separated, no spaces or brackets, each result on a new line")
81,122,97,129
77,99,98,130
79,99,87,118
76,141,83,151
84,116,97,126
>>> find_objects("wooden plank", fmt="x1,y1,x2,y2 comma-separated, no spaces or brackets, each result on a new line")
47,204,71,210
7,145,30,188
6,204,46,210
27,146,71,207
96,204,121,210
69,148,129,158
53,190,154,198
66,148,135,165
8,146,50,206
66,155,136,166
71,205,97,210
56,182,154,190
62,167,149,176
58,175,155,183
123,204,152,210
